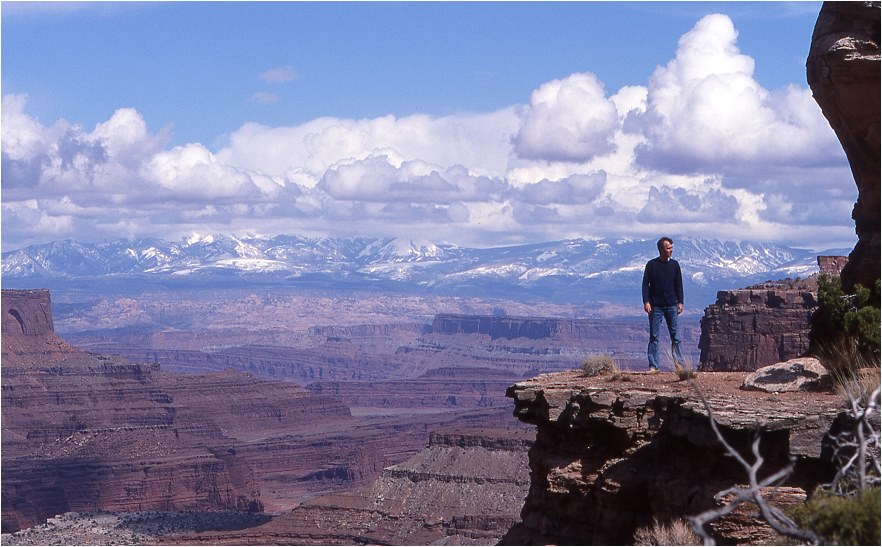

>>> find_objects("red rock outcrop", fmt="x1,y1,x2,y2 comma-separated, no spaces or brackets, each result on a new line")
306,367,521,412
73,314,701,396
807,1,881,292
817,255,848,277
503,370,842,545
697,277,819,371
2,289,54,336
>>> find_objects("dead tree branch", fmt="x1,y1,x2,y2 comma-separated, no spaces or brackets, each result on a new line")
825,387,881,495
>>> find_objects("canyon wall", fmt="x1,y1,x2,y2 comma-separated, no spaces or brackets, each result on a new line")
2,289,538,536
2,355,263,532
807,1,881,292
503,371,842,545
167,427,534,545
1,289,356,532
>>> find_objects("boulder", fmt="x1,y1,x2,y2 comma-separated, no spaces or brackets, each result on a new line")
740,357,832,393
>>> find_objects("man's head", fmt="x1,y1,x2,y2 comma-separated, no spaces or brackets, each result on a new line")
657,237,673,261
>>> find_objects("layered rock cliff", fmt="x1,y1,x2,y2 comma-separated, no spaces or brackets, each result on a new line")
697,277,819,372
2,310,260,530
160,427,533,545
2,289,538,536
503,370,843,545
3,289,54,336
419,313,700,372
807,1,881,292
1,289,348,532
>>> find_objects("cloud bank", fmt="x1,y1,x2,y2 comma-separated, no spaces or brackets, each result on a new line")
1,14,854,252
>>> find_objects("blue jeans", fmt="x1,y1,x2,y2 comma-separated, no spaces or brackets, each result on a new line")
647,305,685,370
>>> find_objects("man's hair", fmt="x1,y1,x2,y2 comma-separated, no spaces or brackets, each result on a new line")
657,237,673,252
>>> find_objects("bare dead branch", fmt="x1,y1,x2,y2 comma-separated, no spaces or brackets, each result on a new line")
824,387,881,495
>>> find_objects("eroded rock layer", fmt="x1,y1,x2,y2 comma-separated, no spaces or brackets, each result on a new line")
1,289,352,532
3,289,54,336
807,1,881,291
503,370,842,545
2,289,535,535
698,277,819,372
2,342,261,532
159,427,534,545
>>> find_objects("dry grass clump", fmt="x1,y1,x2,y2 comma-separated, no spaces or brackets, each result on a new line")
606,361,633,382
633,518,700,546
674,362,697,381
580,354,631,382
813,338,881,404
581,354,614,376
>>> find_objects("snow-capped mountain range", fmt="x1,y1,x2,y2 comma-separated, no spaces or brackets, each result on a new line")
1,234,847,305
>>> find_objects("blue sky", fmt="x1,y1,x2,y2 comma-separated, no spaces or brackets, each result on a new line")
1,1,857,253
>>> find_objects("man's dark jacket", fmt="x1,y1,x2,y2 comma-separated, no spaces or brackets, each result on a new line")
641,257,684,307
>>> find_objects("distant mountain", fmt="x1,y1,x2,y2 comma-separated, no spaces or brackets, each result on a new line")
0,235,847,306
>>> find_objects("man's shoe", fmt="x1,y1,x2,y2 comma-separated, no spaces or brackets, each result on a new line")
647,368,660,374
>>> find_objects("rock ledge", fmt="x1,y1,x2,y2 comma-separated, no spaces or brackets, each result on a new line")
503,370,843,545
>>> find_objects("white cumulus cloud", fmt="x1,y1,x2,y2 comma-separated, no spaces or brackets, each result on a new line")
514,72,619,162
0,14,856,252
628,13,843,174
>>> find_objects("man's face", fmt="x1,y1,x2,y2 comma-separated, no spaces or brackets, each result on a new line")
659,241,673,260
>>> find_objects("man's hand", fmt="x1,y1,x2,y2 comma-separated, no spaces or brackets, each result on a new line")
677,303,683,314
644,302,652,314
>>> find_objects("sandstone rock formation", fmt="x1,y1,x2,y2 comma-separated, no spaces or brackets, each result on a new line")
416,313,700,373
817,255,849,277
3,289,54,336
2,294,258,531
306,366,519,412
72,311,702,405
807,1,881,292
698,277,819,372
503,370,843,545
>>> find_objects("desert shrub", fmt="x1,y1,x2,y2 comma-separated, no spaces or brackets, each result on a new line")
836,367,882,407
580,354,631,381
815,275,880,363
674,362,696,381
581,354,614,376
789,488,881,546
633,518,699,546
606,359,632,382
813,337,881,405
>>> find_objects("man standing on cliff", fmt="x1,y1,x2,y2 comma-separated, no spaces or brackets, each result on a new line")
642,237,685,373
